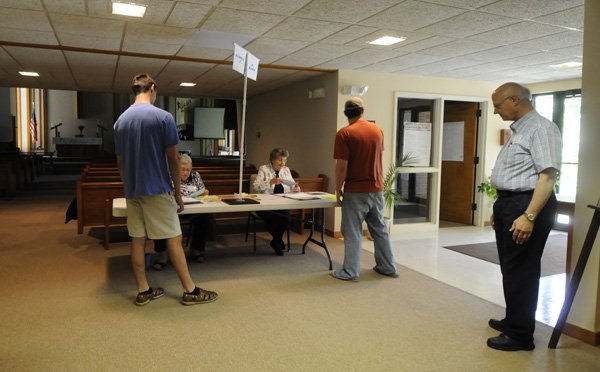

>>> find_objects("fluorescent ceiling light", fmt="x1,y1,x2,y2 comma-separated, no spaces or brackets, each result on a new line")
549,61,582,68
19,71,39,77
180,82,196,87
368,36,406,46
112,2,147,17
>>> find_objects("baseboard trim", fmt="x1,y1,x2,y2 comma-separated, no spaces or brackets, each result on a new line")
563,322,600,345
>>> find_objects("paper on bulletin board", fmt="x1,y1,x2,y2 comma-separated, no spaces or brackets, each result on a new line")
403,122,431,166
442,121,464,161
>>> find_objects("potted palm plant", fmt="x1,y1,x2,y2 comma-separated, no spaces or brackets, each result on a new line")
383,153,416,212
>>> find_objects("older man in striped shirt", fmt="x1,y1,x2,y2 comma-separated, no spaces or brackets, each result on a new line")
487,82,562,351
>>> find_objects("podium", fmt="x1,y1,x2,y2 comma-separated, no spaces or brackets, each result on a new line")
52,137,102,157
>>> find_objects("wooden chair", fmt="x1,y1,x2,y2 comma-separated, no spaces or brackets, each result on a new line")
245,174,290,252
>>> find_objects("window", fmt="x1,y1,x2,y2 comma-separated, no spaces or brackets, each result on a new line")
533,89,580,230
533,89,580,202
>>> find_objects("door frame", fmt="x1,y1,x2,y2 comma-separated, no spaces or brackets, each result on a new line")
390,91,490,232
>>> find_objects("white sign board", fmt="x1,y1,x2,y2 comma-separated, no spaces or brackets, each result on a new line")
442,121,464,161
232,43,246,75
403,122,431,166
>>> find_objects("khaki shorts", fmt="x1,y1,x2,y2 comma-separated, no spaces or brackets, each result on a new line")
126,192,182,239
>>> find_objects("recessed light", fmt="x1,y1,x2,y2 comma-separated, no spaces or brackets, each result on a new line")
19,71,39,77
368,36,406,46
180,82,196,87
549,61,582,68
112,2,147,17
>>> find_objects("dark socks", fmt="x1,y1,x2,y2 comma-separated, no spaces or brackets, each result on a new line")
185,286,200,295
138,287,152,295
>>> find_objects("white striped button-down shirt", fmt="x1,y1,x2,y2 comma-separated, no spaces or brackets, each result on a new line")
491,110,562,191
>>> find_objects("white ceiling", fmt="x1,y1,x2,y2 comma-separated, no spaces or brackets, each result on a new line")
0,0,585,98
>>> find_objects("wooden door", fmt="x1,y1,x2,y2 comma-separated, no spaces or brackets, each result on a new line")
440,101,479,225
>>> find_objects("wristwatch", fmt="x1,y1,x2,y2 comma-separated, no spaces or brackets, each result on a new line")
523,212,536,222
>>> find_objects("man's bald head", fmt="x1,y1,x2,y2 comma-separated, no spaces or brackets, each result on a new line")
492,82,533,121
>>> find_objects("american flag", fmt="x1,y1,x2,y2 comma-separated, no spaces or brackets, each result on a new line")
29,108,38,142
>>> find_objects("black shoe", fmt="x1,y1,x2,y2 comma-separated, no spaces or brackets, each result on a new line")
270,240,284,256
488,318,505,332
487,334,534,351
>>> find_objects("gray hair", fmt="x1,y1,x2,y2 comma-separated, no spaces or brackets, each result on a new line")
498,82,532,102
180,153,193,165
269,148,289,162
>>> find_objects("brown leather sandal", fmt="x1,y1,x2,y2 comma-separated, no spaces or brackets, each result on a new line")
181,287,218,305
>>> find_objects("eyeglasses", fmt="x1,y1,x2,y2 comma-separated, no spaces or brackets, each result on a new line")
493,96,514,109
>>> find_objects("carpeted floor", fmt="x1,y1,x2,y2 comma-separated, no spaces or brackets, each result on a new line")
0,179,598,371
443,234,567,276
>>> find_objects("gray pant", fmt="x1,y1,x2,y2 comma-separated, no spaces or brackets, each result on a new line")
334,192,396,279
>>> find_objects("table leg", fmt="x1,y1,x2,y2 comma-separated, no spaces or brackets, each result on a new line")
302,208,332,270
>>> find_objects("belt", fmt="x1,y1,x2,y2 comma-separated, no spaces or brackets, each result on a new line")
496,189,534,198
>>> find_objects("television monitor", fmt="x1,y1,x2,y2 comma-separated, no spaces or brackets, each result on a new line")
193,107,225,139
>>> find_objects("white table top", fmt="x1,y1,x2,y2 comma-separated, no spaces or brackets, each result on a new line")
112,193,338,217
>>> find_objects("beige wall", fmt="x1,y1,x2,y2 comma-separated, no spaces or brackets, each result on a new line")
568,0,600,336
527,78,581,94
246,69,507,231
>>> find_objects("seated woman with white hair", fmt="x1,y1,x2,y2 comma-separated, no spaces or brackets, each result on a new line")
153,154,211,270
253,147,300,256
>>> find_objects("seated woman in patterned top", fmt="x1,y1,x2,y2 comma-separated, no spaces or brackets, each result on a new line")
153,154,211,270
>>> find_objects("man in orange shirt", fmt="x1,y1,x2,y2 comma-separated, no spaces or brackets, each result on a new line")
332,97,398,282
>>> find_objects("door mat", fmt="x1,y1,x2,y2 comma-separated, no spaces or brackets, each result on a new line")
443,234,567,277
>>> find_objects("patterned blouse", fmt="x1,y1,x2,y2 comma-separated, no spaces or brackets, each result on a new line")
253,164,296,194
180,171,206,197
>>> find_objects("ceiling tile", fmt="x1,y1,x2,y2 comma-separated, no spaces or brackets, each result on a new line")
318,25,380,45
392,36,457,54
0,0,43,10
4,47,67,70
360,0,467,31
274,43,360,67
396,57,485,74
317,48,406,70
361,53,449,73
552,45,583,58
201,8,285,36
478,0,584,20
417,11,519,38
166,2,212,28
513,31,584,51
57,33,121,50
195,65,242,88
0,28,58,45
468,21,566,45
124,23,195,45
262,17,348,42
421,0,498,9
220,0,310,15
0,8,52,32
114,57,170,90
294,0,400,23
44,0,86,15
418,39,497,58
156,60,215,86
65,51,118,73
533,5,584,30
135,0,175,24
0,48,21,69
121,40,183,56
243,38,310,64
49,13,125,39
464,45,539,62
177,46,233,61
498,51,575,66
